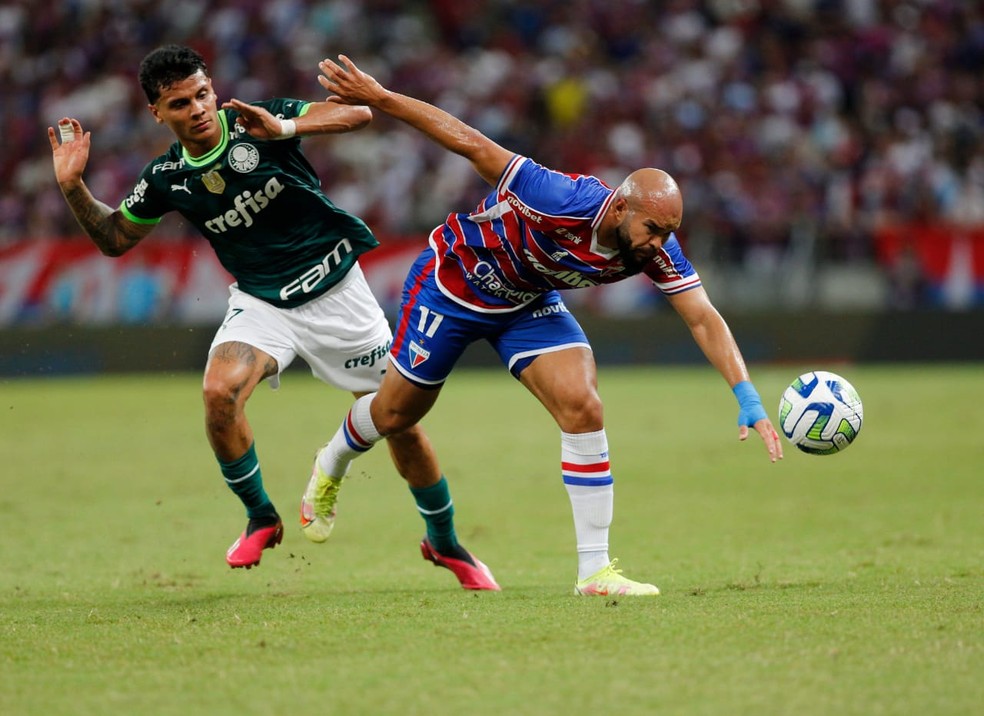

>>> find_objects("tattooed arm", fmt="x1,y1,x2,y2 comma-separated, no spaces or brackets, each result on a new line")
48,118,153,256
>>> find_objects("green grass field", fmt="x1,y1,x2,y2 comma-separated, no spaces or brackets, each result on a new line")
1,364,982,715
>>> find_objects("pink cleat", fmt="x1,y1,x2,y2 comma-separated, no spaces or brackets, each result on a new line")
420,538,501,591
226,518,284,569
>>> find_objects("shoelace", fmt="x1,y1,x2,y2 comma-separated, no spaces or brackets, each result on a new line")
594,558,622,579
313,476,341,516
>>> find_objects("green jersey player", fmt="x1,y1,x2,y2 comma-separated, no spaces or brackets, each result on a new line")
47,45,499,589
119,94,378,309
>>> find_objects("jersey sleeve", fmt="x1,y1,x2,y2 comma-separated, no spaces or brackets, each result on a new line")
118,163,166,225
643,234,702,294
497,156,609,229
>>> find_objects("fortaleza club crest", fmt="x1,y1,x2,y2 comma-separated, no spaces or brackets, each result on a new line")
409,342,430,368
228,143,260,174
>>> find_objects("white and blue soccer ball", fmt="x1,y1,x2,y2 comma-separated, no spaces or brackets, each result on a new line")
778,370,863,455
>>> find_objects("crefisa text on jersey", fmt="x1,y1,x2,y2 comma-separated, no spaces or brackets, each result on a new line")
204,178,285,233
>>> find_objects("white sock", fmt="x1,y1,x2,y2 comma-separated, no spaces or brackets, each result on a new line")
317,393,382,478
562,429,613,581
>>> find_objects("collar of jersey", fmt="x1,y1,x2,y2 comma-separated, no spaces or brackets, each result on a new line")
182,110,231,167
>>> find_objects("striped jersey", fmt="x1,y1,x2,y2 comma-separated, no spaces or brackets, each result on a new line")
429,155,701,312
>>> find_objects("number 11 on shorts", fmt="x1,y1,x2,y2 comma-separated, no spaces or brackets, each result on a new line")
417,306,444,338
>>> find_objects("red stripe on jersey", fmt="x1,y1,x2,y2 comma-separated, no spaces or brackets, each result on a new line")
477,217,529,288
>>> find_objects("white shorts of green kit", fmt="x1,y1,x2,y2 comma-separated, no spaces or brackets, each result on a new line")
209,262,392,393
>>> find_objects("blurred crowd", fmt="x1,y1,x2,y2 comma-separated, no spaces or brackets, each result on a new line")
3,0,983,276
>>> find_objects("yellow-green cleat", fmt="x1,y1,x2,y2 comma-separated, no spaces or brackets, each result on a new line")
300,455,344,543
574,558,660,596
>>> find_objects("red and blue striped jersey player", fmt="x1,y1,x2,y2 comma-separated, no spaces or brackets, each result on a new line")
310,54,784,597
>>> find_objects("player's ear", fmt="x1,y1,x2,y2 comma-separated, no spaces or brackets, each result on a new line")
148,104,163,123
611,194,629,221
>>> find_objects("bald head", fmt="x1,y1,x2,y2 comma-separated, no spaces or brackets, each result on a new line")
616,168,683,232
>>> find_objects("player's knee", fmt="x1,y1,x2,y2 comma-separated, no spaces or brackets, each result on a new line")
202,368,251,413
557,393,604,433
371,407,420,436
374,413,418,436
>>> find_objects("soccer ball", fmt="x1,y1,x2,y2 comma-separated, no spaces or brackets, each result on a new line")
778,371,863,455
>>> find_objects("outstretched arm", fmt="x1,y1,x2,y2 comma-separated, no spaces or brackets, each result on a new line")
222,99,372,139
666,286,783,463
48,118,152,256
318,54,514,186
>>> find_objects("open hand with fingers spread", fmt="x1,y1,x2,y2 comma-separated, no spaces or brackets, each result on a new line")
47,118,91,187
318,55,388,107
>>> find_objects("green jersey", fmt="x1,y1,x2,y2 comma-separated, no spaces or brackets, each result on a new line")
119,99,378,308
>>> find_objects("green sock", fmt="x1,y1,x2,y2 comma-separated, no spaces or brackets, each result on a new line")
219,442,276,519
410,476,458,553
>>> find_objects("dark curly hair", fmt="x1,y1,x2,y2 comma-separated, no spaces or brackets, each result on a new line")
138,45,209,103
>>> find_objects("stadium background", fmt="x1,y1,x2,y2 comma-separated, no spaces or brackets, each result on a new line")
2,0,983,373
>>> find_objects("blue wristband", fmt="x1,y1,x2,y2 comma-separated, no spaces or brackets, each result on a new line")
732,380,767,427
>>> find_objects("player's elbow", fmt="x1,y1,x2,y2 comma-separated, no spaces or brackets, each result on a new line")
672,288,719,329
97,239,134,258
95,227,138,257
